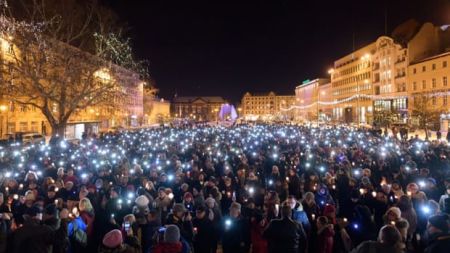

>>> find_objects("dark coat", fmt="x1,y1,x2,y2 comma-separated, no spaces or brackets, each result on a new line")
424,233,450,253
10,218,68,253
263,217,307,253
192,217,216,253
221,216,251,253
350,241,403,253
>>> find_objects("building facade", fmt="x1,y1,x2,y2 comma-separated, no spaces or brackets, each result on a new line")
372,36,408,125
295,79,330,122
0,34,145,139
144,98,171,125
408,52,450,129
171,96,227,122
241,92,296,121
329,43,375,124
291,22,450,129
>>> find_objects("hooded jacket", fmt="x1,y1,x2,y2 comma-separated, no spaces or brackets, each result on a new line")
316,224,335,253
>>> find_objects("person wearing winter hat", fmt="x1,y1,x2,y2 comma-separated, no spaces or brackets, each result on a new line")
183,192,195,214
101,229,123,249
135,195,150,208
323,204,337,225
222,202,251,253
425,214,450,253
384,207,402,225
99,228,141,253
166,203,193,243
153,225,190,253
192,205,217,253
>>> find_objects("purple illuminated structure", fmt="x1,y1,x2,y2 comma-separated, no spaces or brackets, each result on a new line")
219,104,238,121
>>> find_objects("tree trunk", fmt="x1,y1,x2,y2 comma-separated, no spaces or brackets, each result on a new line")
51,123,66,138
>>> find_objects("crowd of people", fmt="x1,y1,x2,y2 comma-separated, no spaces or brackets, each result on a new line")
0,123,449,253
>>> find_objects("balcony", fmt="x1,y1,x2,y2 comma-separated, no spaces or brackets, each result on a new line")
395,73,406,79
395,58,406,65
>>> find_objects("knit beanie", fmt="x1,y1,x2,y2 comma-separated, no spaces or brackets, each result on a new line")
428,214,449,233
102,229,123,249
164,225,180,243
135,195,150,208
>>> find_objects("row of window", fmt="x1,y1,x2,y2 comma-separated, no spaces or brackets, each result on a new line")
245,106,275,110
333,83,372,96
333,62,371,78
412,60,448,74
333,72,371,87
413,96,448,106
6,121,40,133
412,77,448,90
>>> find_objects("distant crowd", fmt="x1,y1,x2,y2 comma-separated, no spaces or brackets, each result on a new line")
0,124,449,253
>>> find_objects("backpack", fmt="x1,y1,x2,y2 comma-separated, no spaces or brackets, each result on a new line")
70,220,88,248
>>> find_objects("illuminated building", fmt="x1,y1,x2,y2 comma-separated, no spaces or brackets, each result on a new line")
144,98,171,125
295,79,330,122
0,36,145,139
406,22,450,131
372,36,408,125
329,43,375,124
241,92,295,121
171,96,227,121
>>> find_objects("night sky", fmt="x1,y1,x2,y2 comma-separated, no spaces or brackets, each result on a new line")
106,0,450,103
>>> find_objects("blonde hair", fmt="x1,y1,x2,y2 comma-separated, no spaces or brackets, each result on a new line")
79,198,94,213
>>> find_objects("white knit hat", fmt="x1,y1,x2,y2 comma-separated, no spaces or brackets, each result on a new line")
135,195,150,207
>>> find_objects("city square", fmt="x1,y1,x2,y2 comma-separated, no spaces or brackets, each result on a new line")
1,1,450,253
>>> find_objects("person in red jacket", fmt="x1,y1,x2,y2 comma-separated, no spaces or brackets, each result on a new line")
250,211,268,253
316,216,335,253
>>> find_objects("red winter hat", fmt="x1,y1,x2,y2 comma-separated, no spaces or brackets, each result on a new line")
102,229,123,249
323,204,336,224
184,192,193,199
323,204,336,215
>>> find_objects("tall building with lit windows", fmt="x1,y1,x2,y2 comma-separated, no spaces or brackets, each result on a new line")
372,36,409,125
329,43,376,124
292,21,450,128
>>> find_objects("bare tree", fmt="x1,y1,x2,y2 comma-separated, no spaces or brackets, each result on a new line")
0,0,146,137
411,93,444,140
